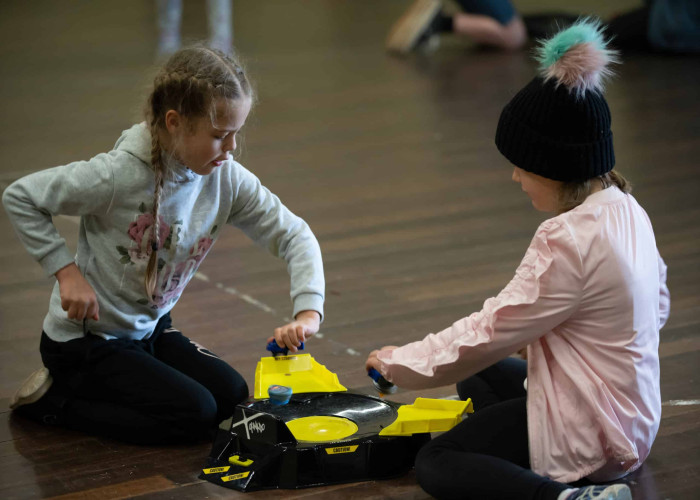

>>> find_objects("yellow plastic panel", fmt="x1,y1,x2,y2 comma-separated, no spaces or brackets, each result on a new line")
379,397,474,436
286,416,359,442
253,354,347,399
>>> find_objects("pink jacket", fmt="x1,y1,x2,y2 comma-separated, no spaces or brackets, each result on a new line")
377,187,670,483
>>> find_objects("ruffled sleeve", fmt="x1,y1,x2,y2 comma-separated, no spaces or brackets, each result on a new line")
377,219,583,389
658,252,670,329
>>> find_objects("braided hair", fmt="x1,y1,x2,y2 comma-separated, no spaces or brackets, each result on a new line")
144,46,252,300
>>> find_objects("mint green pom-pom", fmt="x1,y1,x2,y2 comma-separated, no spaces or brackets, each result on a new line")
536,18,607,70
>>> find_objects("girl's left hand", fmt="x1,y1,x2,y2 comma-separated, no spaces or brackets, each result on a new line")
268,310,320,353
365,346,399,373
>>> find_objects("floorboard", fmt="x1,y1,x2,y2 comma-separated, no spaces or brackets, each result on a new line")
1,1,698,498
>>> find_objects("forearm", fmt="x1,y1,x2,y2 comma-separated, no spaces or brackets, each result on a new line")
3,178,75,275
228,169,325,319
2,158,114,275
281,224,324,320
379,253,580,388
377,312,517,389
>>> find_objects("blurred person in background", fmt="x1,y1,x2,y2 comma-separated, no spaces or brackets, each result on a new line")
386,0,700,55
157,0,234,58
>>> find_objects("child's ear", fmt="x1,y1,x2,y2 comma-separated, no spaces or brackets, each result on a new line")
164,110,182,135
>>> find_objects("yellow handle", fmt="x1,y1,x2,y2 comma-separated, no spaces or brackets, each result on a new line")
228,455,254,467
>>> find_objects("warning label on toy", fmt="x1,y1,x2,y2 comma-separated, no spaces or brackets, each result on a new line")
222,471,251,482
325,445,359,455
202,466,230,474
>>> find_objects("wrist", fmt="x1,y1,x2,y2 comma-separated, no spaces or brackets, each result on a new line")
295,310,320,323
55,263,79,283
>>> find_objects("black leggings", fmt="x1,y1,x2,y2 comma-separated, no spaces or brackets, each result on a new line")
36,313,248,444
415,358,570,500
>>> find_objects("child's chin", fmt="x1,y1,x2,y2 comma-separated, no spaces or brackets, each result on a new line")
193,166,213,175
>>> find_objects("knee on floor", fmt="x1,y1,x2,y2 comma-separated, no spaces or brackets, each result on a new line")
216,374,249,418
178,389,218,431
415,442,444,491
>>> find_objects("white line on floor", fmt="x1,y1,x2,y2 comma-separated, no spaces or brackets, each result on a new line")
663,399,700,406
222,286,276,314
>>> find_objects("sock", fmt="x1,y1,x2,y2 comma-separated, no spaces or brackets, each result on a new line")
557,488,578,500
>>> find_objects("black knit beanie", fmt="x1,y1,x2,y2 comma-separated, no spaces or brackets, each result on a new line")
495,19,619,182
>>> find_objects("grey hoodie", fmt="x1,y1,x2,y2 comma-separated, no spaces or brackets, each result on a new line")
3,123,324,341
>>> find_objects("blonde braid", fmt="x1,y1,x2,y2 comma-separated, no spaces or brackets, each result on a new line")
144,119,166,299
142,45,253,302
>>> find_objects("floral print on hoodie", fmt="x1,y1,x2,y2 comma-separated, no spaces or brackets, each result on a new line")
118,202,216,309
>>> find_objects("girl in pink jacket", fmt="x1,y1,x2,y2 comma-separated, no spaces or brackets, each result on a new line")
366,20,669,500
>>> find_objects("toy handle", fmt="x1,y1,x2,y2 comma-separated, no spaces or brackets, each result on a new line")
266,340,304,355
367,367,386,383
368,368,397,393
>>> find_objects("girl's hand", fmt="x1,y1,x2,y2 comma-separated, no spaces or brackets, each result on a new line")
55,263,100,321
365,345,399,373
268,310,320,353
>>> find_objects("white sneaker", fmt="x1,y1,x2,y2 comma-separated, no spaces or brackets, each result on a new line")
568,484,632,500
386,0,442,54
10,367,53,410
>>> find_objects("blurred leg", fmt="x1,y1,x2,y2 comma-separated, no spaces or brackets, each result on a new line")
386,0,443,54
453,0,526,49
207,0,233,54
156,0,183,57
606,7,652,51
453,12,527,50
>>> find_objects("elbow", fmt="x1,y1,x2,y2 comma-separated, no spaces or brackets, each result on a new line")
2,181,18,212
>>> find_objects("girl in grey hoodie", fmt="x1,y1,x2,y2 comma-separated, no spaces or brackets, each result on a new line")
3,46,324,444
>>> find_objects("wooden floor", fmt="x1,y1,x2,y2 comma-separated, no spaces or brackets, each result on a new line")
1,0,699,498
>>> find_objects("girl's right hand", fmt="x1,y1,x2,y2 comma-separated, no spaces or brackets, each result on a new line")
55,263,100,321
365,345,399,373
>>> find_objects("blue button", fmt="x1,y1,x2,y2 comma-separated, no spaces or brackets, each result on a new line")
268,385,293,405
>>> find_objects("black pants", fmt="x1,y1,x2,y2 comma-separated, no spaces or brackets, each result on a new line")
36,313,248,444
606,7,652,51
415,358,569,500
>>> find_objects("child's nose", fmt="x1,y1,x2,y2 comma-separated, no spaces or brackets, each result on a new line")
224,134,236,152
512,168,520,182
